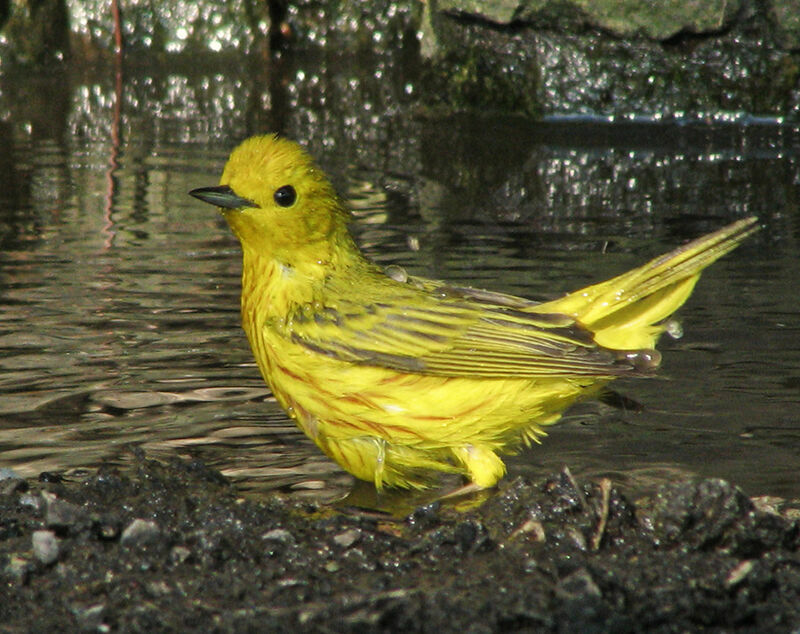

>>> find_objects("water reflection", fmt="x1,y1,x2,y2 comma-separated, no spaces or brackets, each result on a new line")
0,65,798,504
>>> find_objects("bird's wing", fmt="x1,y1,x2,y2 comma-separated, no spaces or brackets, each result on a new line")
277,279,644,379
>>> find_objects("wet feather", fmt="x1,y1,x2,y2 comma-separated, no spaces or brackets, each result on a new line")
189,134,759,490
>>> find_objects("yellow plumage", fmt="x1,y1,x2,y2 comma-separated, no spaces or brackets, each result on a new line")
190,134,758,490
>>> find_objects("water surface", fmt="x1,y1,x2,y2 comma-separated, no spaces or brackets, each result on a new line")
1,66,798,504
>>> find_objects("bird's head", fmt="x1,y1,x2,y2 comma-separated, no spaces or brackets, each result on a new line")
190,134,353,266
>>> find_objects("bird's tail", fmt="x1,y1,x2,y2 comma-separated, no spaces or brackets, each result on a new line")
541,217,760,351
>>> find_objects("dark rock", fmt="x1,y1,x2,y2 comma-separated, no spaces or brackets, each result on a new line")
39,472,64,484
43,492,87,533
0,468,28,496
406,500,441,529
18,493,43,512
0,477,27,496
422,0,800,118
644,478,791,556
438,0,743,40
543,467,586,514
649,478,752,545
770,0,800,50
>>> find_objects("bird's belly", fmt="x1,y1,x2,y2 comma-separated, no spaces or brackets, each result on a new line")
244,329,605,488
258,339,593,447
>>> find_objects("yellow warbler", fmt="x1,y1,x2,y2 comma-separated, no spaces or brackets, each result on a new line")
190,134,758,490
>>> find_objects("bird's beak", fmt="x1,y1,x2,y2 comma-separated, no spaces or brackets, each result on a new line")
189,185,258,209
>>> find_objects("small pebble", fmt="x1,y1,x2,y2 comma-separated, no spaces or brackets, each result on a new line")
96,522,119,541
523,557,539,573
4,555,30,583
170,545,191,564
565,526,588,551
332,529,360,548
73,604,106,632
146,580,172,597
262,528,295,544
120,519,161,546
32,530,59,565
555,568,602,599
18,493,43,511
43,491,85,531
510,519,546,542
0,476,27,496
726,560,755,587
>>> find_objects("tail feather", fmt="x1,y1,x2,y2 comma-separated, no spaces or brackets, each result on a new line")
542,217,759,350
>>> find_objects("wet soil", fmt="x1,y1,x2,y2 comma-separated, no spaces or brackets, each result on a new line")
1,451,799,632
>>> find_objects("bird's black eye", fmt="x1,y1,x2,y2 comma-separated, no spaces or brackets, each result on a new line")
274,185,297,207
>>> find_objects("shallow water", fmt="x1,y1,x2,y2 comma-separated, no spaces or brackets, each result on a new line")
1,64,798,504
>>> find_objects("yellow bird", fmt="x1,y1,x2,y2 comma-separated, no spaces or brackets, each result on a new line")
190,134,758,490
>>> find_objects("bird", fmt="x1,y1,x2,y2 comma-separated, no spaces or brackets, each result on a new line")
189,134,759,491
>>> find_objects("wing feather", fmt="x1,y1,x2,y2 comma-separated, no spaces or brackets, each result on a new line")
276,277,643,379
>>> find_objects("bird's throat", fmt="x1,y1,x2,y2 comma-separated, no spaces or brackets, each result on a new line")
239,250,324,323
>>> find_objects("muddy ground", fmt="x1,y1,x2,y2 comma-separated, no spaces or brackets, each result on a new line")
1,451,799,632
